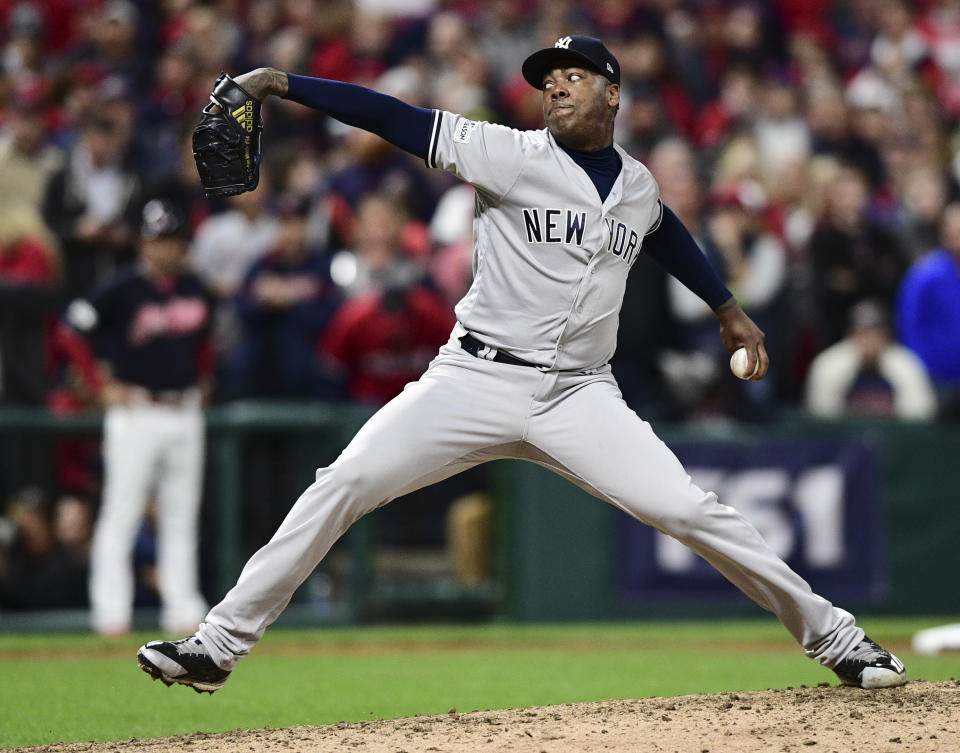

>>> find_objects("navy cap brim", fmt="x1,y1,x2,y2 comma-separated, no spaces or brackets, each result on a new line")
522,48,607,89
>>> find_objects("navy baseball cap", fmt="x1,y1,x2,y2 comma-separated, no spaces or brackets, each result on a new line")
141,198,185,239
522,35,621,89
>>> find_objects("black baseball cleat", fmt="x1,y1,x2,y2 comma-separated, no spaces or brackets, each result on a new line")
137,636,230,694
832,635,907,689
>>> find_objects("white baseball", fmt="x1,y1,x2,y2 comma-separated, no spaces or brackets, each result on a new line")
730,347,757,379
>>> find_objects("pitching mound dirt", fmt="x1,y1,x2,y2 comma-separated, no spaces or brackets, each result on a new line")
13,680,960,753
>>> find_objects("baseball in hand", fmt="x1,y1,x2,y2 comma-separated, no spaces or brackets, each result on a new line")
730,347,758,379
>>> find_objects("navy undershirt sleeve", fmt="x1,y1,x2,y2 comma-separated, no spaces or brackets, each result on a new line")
643,205,733,310
283,73,434,159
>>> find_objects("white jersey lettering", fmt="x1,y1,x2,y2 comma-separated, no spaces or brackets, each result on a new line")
566,210,587,246
610,221,627,257
522,208,542,243
545,209,562,243
522,208,587,246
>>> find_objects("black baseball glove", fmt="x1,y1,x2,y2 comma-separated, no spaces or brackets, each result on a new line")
192,73,263,198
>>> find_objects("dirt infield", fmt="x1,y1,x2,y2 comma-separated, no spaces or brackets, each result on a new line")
13,680,960,753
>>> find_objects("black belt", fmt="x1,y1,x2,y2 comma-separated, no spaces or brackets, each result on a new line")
459,334,537,368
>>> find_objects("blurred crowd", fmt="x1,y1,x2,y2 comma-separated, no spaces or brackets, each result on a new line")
3,0,960,608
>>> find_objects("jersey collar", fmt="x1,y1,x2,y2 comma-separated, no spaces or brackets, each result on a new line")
602,143,629,212
545,129,625,212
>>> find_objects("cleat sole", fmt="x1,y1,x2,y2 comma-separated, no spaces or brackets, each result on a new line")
137,652,224,693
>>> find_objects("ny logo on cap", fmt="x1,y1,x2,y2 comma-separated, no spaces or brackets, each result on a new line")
606,62,614,73
555,36,572,49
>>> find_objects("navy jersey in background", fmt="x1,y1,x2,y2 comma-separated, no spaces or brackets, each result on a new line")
67,265,213,392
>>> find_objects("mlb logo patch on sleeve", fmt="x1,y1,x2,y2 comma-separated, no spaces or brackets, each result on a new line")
454,118,479,144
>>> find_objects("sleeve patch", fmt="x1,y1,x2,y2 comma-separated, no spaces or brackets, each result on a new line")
453,118,479,144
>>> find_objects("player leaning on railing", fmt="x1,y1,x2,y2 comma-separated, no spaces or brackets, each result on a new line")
138,36,906,694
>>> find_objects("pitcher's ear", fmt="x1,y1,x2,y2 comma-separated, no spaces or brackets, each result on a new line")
607,83,620,108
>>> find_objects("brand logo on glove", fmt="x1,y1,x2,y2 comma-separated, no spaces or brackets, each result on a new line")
232,101,254,133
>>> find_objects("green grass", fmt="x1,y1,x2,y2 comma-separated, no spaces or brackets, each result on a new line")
2,616,959,749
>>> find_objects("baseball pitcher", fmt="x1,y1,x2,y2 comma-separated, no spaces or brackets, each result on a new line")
139,36,906,692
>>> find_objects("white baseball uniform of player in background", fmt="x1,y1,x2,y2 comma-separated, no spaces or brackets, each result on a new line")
66,199,212,636
139,36,906,693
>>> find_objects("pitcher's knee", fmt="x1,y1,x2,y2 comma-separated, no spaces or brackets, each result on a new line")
317,459,389,508
655,491,719,541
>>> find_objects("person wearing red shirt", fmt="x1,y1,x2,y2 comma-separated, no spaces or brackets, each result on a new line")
321,193,455,404
322,284,455,405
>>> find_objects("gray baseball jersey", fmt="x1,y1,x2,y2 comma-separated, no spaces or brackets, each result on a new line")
427,110,662,371
197,111,865,676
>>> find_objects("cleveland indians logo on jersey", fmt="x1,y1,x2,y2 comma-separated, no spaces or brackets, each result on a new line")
128,297,209,346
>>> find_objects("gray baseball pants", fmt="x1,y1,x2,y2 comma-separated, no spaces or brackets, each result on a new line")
198,339,863,671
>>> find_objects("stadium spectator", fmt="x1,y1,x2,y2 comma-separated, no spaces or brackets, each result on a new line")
0,80,64,222
897,201,960,419
805,299,936,420
647,137,705,236
328,193,426,298
870,0,927,81
425,12,492,118
917,0,960,118
189,179,278,301
56,61,112,144
225,195,342,399
808,165,908,348
0,206,61,510
697,64,760,149
619,138,697,414
321,194,454,405
427,183,474,309
325,124,437,238
67,0,152,92
619,32,697,142
667,182,788,418
0,487,91,610
476,0,532,90
807,85,887,191
0,207,60,404
753,74,811,182
188,174,279,360
618,81,675,162
895,164,951,261
2,2,48,79
41,111,142,301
